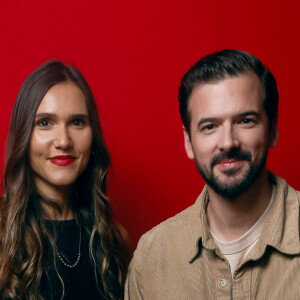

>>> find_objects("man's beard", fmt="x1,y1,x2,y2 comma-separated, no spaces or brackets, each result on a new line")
195,148,268,199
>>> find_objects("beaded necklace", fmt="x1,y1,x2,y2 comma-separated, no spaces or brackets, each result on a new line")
56,222,81,268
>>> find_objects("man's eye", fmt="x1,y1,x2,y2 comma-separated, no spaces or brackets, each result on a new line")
205,124,215,130
241,118,252,124
201,123,216,134
240,118,256,126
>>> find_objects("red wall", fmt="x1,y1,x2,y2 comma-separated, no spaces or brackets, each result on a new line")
0,0,299,245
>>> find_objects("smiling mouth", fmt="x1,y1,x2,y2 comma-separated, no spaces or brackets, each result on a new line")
216,159,244,169
49,155,75,166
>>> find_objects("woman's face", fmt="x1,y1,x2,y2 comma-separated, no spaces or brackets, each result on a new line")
28,82,93,197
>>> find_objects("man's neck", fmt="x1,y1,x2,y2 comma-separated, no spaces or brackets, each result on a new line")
206,169,273,242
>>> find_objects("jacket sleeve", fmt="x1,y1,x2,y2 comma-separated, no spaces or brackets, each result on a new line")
125,249,144,300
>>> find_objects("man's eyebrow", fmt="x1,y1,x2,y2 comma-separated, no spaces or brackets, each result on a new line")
197,111,260,128
239,111,260,118
197,117,217,129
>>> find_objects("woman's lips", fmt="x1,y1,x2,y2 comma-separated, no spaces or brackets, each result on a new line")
49,155,75,166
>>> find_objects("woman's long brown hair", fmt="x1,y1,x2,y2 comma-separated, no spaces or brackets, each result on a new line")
0,61,130,300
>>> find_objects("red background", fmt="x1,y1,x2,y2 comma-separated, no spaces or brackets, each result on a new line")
0,0,299,245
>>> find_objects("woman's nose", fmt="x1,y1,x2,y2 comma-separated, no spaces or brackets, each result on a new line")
53,126,73,149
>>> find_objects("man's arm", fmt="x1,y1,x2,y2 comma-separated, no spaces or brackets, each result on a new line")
125,252,144,300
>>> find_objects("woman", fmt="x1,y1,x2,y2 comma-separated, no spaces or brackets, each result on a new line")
0,61,130,300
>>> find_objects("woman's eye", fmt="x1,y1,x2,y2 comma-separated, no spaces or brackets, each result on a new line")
71,119,85,126
37,119,51,127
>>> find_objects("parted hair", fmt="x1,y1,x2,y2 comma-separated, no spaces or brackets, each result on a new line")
0,61,130,300
178,49,279,133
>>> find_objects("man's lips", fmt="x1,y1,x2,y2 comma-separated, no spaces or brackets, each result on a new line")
215,158,244,169
49,155,75,166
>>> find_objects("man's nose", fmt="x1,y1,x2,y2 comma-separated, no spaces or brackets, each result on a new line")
218,124,240,152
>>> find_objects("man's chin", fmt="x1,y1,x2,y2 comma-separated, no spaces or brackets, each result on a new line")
213,168,247,184
207,172,252,198
208,182,249,199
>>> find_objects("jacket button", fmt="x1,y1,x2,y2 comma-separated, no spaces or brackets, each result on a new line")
219,279,227,288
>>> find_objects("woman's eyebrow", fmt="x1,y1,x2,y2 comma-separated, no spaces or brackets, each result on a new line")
69,114,89,118
34,113,89,118
35,113,56,118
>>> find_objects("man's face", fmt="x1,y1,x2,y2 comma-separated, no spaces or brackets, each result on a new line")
183,73,278,198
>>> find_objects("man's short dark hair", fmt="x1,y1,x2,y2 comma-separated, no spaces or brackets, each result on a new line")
178,49,279,133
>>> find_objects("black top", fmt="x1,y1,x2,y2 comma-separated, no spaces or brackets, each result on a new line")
42,219,107,300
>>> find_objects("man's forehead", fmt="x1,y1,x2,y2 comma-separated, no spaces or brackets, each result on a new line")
188,73,264,120
190,72,262,96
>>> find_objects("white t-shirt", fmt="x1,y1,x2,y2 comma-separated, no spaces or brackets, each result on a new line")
210,185,276,276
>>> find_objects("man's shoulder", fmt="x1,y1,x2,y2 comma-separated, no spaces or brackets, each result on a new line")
143,202,197,240
273,173,300,203
134,199,202,260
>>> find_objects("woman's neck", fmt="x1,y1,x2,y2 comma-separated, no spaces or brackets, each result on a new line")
42,201,75,220
35,182,75,220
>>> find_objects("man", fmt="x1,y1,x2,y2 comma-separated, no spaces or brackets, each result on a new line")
125,50,300,299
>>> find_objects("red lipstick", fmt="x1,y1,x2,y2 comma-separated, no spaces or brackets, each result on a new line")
50,155,75,166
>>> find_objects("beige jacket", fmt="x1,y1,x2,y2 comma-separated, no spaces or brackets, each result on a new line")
125,174,300,299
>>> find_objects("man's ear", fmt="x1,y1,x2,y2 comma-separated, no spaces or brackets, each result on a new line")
183,126,195,159
269,118,279,148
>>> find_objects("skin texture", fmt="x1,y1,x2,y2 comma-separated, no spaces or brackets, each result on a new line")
28,82,93,219
183,73,278,241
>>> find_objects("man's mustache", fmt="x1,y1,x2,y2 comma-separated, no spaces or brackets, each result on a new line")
210,149,252,168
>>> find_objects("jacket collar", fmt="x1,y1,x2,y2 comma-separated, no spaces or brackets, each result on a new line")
250,173,300,260
189,173,300,263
